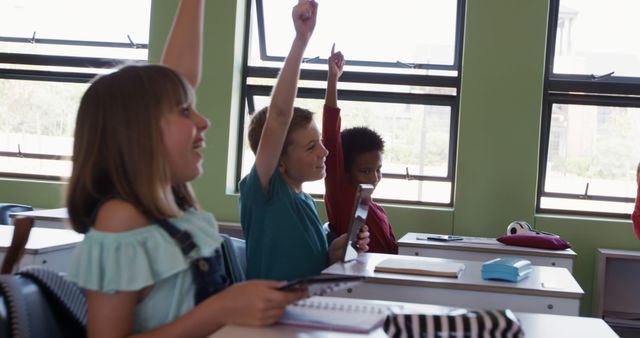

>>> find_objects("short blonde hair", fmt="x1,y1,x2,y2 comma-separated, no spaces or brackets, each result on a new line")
247,106,314,155
67,64,198,233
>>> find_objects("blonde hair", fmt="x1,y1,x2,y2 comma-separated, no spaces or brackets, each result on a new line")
247,106,314,155
66,64,199,233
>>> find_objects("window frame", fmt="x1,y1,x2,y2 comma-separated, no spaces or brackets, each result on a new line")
537,0,640,218
254,0,464,71
237,0,466,206
0,36,148,182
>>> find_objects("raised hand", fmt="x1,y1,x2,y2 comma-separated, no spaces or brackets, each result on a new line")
292,0,318,42
328,43,345,81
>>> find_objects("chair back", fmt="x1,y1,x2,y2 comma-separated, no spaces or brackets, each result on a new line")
1,217,34,274
0,204,33,225
322,222,338,245
220,234,246,284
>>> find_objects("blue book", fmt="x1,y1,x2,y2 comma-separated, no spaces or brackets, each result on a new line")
481,257,532,282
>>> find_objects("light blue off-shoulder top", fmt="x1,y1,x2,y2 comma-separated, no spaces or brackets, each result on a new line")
67,209,223,333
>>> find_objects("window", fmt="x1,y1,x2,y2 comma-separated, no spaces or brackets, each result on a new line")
0,0,151,180
239,0,465,205
539,0,640,217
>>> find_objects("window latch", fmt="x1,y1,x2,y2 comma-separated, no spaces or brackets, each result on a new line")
17,144,24,158
30,31,37,44
578,182,590,199
396,60,416,69
302,56,320,64
405,167,415,181
590,71,614,81
127,35,138,49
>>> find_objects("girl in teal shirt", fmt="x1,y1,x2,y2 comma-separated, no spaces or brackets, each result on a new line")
66,1,304,336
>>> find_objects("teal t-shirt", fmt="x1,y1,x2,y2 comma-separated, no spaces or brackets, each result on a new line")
67,209,223,333
239,166,328,281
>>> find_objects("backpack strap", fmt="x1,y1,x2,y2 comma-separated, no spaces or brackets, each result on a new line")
0,274,31,338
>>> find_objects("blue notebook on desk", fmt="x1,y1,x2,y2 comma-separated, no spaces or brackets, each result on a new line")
481,257,532,282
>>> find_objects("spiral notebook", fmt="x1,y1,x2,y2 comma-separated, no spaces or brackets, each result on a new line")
279,296,398,333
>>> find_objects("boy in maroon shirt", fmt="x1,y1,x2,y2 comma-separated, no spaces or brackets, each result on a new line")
322,45,398,254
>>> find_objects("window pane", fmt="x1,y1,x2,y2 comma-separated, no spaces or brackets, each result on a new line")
0,0,151,60
252,0,459,70
540,197,634,215
554,0,640,78
543,103,640,213
302,176,451,204
0,156,71,178
0,78,87,177
240,94,452,203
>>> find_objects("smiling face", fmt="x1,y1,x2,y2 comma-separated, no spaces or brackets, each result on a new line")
348,150,383,188
279,120,329,192
162,102,210,185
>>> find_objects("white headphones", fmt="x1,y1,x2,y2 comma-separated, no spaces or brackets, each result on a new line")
506,221,559,237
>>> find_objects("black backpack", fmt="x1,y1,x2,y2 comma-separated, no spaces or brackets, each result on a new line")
0,266,86,338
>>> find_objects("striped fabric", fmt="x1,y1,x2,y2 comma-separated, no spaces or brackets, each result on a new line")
18,266,87,327
383,309,524,338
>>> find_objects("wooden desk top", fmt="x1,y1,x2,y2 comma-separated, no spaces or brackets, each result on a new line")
0,225,83,254
9,207,69,222
323,253,583,299
399,232,577,259
212,300,616,338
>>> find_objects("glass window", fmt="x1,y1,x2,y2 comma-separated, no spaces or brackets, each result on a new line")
255,0,459,70
239,0,465,205
0,0,152,180
539,0,640,217
240,94,454,204
553,0,640,78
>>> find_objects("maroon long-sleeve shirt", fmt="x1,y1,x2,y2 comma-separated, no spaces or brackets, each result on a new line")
322,105,398,254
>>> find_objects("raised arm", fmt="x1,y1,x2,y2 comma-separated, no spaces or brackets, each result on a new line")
254,0,318,191
325,43,345,108
161,0,204,89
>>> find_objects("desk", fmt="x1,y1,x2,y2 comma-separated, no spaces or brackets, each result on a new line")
9,207,69,229
322,253,583,316
398,232,577,272
0,225,83,272
211,298,616,338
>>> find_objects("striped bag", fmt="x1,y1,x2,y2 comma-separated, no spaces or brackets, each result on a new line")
383,309,524,338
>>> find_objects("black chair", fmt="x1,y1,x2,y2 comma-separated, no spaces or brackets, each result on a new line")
323,222,338,246
0,204,33,225
0,267,86,338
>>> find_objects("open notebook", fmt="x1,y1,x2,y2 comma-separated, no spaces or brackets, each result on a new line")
374,257,465,278
279,296,398,333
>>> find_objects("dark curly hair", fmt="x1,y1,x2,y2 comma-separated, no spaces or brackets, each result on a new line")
341,127,385,171
247,106,315,155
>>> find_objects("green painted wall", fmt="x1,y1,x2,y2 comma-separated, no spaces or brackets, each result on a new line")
1,0,639,316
